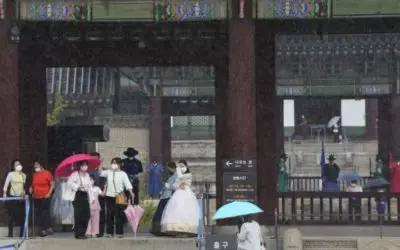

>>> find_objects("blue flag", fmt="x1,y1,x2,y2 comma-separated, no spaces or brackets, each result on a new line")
320,140,326,184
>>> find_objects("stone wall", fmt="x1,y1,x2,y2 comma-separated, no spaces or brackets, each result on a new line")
283,228,400,250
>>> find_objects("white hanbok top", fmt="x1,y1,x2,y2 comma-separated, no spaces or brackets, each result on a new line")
100,170,132,197
237,220,263,250
173,167,192,190
64,171,94,202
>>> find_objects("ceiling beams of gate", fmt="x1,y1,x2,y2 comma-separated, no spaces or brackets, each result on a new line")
20,21,227,67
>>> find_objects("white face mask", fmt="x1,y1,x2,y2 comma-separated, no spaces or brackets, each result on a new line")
128,157,134,160
80,165,88,172
180,166,187,173
15,165,23,172
111,164,119,170
34,167,41,172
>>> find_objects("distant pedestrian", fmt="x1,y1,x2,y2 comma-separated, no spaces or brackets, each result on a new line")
30,161,54,237
147,160,164,199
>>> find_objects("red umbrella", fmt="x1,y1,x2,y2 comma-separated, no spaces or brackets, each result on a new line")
55,154,101,177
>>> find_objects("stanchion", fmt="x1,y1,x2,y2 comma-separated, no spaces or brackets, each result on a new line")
196,193,204,250
274,208,279,250
0,196,30,249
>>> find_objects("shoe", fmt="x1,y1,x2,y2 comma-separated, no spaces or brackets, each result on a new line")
46,228,54,235
116,235,123,238
105,234,113,238
75,236,87,239
96,234,103,238
39,231,47,237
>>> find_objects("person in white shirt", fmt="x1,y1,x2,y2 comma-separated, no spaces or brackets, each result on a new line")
346,180,363,221
99,157,133,238
67,160,93,239
237,216,264,250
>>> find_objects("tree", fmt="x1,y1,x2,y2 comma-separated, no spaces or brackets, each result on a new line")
47,94,66,126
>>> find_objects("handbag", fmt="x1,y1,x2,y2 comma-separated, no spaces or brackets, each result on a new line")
113,172,128,205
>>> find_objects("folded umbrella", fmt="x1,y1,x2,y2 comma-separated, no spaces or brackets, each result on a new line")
124,204,144,236
212,201,263,220
363,177,390,190
338,172,361,182
55,154,101,177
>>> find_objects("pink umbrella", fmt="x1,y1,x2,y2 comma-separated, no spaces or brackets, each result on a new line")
124,204,144,236
55,154,101,177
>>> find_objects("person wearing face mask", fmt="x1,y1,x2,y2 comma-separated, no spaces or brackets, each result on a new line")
100,157,133,238
121,147,143,205
3,160,26,238
29,161,54,237
160,159,199,237
67,160,94,239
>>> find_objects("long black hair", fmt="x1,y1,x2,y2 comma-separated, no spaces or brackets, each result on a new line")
178,159,190,173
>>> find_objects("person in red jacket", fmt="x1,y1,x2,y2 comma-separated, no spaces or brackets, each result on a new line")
29,161,54,237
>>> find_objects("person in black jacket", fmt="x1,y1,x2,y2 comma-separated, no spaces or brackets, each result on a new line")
324,154,340,191
121,148,143,205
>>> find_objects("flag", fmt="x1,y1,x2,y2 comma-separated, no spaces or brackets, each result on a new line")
320,140,326,186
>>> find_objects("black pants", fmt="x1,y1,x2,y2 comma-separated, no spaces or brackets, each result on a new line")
33,198,51,231
349,199,361,221
98,196,106,236
6,197,25,237
105,196,126,236
133,184,139,205
72,191,90,238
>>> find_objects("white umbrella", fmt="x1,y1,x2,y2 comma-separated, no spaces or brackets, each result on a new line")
328,116,341,128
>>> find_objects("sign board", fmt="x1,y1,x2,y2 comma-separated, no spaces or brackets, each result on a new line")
205,234,238,250
333,0,400,17
223,159,256,170
223,172,256,204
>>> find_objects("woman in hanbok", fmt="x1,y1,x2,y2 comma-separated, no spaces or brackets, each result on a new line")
161,160,199,237
147,161,164,199
277,154,288,192
150,162,177,236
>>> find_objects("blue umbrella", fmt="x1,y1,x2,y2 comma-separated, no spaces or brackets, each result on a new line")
212,201,263,220
363,177,390,190
338,172,361,182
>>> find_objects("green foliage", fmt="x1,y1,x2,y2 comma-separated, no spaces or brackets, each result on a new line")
47,94,66,126
139,199,157,226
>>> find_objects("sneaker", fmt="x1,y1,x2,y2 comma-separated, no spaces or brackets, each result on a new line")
75,236,87,240
116,235,123,238
39,230,47,237
96,234,103,238
105,234,113,238
46,228,54,235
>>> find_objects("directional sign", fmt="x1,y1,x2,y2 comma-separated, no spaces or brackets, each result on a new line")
205,234,238,250
223,159,256,170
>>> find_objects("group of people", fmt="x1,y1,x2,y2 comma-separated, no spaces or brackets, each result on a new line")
1,147,144,239
63,148,143,239
3,160,54,237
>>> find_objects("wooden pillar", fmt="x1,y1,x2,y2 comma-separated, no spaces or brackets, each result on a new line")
391,95,400,159
255,21,277,224
149,95,171,166
365,99,378,139
215,0,257,221
0,0,20,179
378,97,391,161
19,38,47,167
276,98,284,156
